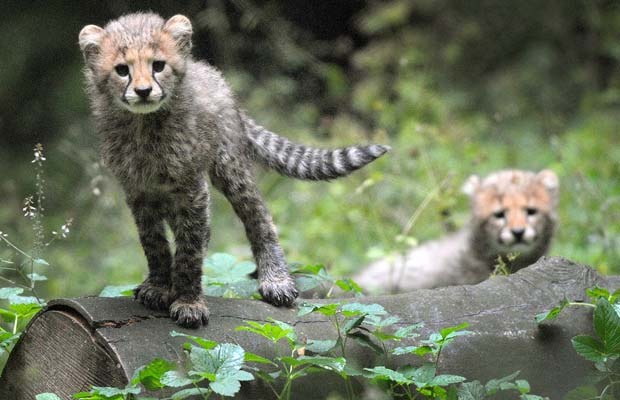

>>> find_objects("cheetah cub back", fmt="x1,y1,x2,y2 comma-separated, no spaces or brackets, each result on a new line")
78,13,388,328
354,169,559,293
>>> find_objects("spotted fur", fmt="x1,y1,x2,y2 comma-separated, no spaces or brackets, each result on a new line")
79,12,388,328
354,169,559,293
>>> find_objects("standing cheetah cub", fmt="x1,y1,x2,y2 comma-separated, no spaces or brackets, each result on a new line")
78,13,388,327
354,169,559,293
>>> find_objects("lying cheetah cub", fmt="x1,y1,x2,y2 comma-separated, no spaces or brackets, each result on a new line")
354,169,559,293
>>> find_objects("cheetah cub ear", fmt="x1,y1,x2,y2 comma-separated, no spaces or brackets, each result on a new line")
462,174,481,197
164,15,193,54
78,24,105,60
536,169,559,204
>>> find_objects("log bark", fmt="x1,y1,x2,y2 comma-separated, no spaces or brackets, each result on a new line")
0,256,618,399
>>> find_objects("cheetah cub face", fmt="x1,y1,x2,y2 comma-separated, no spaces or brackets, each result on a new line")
463,169,559,263
78,14,192,114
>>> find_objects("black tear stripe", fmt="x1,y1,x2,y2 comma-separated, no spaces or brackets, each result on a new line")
152,70,165,99
121,73,132,104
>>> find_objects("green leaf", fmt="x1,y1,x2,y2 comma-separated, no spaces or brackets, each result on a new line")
244,351,276,366
520,395,545,400
131,358,176,390
571,335,608,362
347,331,384,354
73,386,141,399
36,394,63,400
204,253,237,270
364,366,411,384
563,385,599,400
535,299,570,324
341,302,386,317
515,379,531,394
161,370,194,388
0,287,23,299
365,315,401,328
99,284,137,298
457,381,487,400
334,278,363,294
236,320,296,345
485,371,520,394
9,295,40,305
9,301,42,318
587,287,611,302
409,364,436,387
393,345,434,357
203,253,256,284
343,314,366,334
305,339,337,354
394,323,424,339
170,387,210,400
210,376,241,397
297,302,340,317
170,331,217,350
27,273,47,281
186,342,250,397
430,374,467,386
440,322,470,339
594,298,620,353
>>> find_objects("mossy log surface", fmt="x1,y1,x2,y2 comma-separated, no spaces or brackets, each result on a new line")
1,256,618,399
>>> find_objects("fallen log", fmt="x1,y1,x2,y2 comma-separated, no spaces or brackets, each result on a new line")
0,256,618,399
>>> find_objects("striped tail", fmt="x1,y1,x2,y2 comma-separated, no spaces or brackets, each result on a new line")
244,117,389,181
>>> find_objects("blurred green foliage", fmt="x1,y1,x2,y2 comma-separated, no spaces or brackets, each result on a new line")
0,0,619,299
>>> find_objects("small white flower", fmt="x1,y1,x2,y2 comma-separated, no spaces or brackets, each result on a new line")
32,143,46,163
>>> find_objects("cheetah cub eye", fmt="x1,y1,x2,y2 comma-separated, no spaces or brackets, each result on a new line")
115,64,129,77
153,61,166,73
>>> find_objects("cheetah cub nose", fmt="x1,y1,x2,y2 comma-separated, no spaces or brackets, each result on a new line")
134,86,152,98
